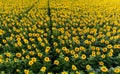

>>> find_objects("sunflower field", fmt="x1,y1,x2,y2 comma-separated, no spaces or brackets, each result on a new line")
0,0,120,74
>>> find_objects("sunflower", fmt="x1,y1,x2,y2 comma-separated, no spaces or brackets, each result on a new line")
64,57,69,62
100,66,108,72
81,54,86,60
28,60,34,65
54,60,59,65
44,57,50,62
40,66,46,72
72,65,77,70
114,67,120,73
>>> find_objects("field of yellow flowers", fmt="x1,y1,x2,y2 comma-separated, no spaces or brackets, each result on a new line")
0,0,120,74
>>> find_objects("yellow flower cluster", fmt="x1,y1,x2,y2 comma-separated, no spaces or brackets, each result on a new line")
49,0,120,73
0,0,120,74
